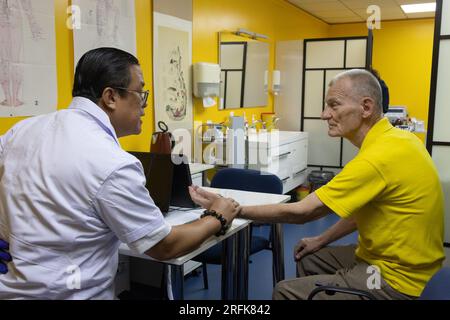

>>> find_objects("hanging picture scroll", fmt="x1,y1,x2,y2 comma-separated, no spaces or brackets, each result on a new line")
153,12,193,133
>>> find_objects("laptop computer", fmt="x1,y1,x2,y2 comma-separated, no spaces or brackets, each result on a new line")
129,152,197,214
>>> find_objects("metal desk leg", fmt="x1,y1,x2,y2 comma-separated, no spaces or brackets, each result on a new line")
170,264,184,300
236,225,250,300
271,223,285,286
221,233,237,300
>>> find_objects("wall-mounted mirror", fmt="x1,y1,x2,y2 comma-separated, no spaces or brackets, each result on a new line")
219,31,269,109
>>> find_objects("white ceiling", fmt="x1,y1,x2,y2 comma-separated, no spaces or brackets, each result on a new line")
287,0,436,24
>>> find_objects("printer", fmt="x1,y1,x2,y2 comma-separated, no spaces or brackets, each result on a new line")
385,106,408,126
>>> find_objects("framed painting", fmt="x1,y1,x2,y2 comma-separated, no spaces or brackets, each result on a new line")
153,12,193,133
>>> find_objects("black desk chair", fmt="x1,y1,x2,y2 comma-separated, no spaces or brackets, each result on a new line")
307,266,450,300
193,168,284,289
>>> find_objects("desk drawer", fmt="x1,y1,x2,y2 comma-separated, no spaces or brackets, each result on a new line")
266,153,290,180
248,143,291,167
290,139,308,176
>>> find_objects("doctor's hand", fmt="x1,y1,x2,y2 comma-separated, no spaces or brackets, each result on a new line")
210,196,241,224
189,185,222,210
0,239,12,274
294,236,325,262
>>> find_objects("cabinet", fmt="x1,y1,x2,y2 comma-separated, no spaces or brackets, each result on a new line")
247,131,308,194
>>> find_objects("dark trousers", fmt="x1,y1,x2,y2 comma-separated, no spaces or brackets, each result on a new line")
273,245,414,300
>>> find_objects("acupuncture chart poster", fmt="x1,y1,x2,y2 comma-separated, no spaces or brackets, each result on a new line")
72,0,137,67
0,0,57,117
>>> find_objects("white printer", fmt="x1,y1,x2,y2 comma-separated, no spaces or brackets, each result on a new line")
385,106,408,125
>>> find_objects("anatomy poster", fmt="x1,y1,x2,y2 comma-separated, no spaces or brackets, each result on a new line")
72,0,137,67
153,12,192,133
0,0,57,117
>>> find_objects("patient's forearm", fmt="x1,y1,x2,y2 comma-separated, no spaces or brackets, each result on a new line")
319,217,357,245
239,192,330,224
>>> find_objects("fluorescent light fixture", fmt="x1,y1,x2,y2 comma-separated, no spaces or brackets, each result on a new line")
236,28,269,40
401,2,436,13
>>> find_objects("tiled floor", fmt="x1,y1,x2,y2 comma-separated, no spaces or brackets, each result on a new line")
183,214,358,300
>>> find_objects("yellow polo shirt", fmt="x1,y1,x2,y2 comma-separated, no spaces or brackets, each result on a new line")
315,118,445,297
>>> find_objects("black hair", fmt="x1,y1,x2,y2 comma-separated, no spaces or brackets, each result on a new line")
72,47,140,104
369,69,390,114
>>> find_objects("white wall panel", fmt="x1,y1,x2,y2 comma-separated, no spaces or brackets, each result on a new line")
432,146,450,244
325,70,344,94
306,40,345,69
304,119,341,167
303,37,367,168
274,40,303,131
433,40,450,141
304,71,324,117
342,139,359,166
346,39,367,68
442,0,450,36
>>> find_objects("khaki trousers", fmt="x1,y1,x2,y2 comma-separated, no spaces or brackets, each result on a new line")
273,245,415,300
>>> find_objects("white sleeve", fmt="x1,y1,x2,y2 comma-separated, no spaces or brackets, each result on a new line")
0,133,7,156
93,161,171,246
0,122,24,156
127,228,170,254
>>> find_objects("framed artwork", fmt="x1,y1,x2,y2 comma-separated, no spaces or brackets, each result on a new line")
0,0,57,117
153,12,193,133
72,0,137,67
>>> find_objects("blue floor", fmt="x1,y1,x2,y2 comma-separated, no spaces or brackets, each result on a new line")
183,214,358,300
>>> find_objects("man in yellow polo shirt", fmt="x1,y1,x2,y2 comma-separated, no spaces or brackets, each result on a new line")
189,69,445,300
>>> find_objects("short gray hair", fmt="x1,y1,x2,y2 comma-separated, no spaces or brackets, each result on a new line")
330,69,383,112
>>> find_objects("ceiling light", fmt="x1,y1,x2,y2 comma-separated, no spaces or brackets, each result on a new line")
401,2,436,13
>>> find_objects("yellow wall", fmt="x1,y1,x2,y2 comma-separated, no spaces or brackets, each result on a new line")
329,19,435,138
192,0,329,125
0,1,434,148
120,0,154,151
1,0,328,151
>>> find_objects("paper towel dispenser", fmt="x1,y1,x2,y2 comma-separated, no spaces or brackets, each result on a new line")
193,62,221,98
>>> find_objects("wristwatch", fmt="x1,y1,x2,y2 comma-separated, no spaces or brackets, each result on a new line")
201,209,230,236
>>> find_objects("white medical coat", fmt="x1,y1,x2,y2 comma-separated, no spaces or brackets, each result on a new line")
0,97,171,299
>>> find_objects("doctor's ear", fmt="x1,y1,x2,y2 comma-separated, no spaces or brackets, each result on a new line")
101,87,118,111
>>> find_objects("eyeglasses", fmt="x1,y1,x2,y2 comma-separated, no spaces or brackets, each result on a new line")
113,87,149,107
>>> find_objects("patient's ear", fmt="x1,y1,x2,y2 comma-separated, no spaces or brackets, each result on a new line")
361,97,376,119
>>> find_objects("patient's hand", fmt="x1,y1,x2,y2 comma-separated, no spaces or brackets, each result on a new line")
209,197,241,226
294,236,325,261
188,185,221,210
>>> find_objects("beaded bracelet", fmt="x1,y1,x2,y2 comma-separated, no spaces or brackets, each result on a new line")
200,209,230,236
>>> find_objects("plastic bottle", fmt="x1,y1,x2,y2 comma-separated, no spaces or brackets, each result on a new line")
203,120,213,142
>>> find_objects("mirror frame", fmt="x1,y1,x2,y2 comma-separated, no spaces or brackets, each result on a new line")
218,31,270,110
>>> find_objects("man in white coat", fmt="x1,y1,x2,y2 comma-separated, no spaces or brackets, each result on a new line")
0,47,239,299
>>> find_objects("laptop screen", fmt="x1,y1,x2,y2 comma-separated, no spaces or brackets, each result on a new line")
129,152,197,214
